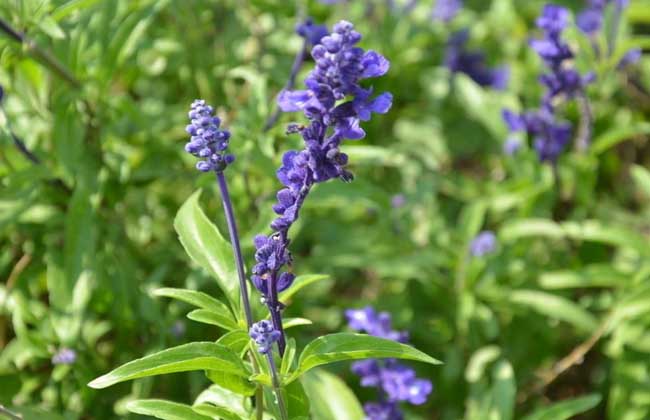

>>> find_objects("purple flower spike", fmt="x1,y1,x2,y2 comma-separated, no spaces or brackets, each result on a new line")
184,100,233,173
255,21,392,356
347,306,432,418
364,401,404,420
249,320,281,354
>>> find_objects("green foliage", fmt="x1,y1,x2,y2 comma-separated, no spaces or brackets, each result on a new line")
1,0,650,418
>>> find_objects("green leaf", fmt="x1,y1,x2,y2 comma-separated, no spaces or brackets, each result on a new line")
340,145,407,167
521,394,601,420
187,309,238,330
281,338,297,375
154,288,235,319
38,16,66,39
174,190,239,310
280,274,329,302
194,384,249,418
290,333,441,382
539,265,628,289
500,219,565,241
88,342,248,389
52,0,103,20
507,290,598,332
205,369,256,396
285,379,311,418
590,123,650,155
282,318,313,329
126,399,211,420
491,360,516,420
191,404,242,420
631,164,650,199
217,330,251,355
302,369,364,420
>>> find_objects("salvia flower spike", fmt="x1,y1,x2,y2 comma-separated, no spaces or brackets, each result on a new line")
503,4,593,162
346,307,433,418
185,100,254,327
254,20,392,355
185,100,234,173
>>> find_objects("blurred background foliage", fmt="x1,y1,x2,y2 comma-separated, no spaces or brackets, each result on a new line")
1,0,650,418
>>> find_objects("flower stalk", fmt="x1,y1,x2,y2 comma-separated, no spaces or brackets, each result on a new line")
215,171,254,327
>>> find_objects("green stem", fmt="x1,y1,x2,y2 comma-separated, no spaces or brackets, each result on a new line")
266,353,289,420
0,17,81,89
0,404,22,420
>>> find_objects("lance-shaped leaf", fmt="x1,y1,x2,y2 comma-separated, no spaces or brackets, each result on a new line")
174,190,239,310
126,399,212,420
288,333,441,382
187,309,238,330
88,342,248,389
154,288,235,319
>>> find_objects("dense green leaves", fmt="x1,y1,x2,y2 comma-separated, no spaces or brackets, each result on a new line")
88,343,248,389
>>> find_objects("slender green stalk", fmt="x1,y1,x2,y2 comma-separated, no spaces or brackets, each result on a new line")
266,352,289,420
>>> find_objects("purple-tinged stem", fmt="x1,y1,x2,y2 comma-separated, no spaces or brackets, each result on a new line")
215,171,254,328
267,272,287,355
266,352,288,420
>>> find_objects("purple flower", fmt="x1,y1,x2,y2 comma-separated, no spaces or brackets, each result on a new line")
617,48,642,69
391,194,406,208
345,306,408,342
52,348,76,365
503,4,594,162
254,20,391,312
577,8,603,34
184,100,234,172
578,0,630,35
536,4,569,37
503,137,521,155
445,30,510,90
470,230,497,257
296,18,328,46
347,307,432,416
431,0,463,22
380,361,432,404
249,320,281,354
364,401,403,420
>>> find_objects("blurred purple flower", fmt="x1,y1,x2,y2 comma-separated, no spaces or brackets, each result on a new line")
52,348,76,365
391,194,406,208
431,0,463,22
346,306,432,418
445,30,509,90
470,230,497,257
617,48,642,69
